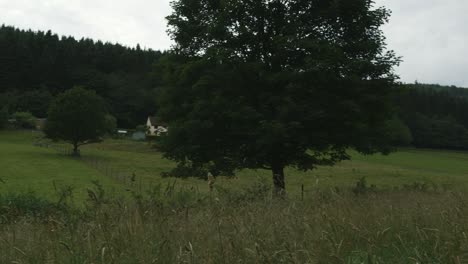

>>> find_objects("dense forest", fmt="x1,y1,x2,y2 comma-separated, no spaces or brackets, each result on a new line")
1,25,468,150
0,25,162,127
394,83,468,149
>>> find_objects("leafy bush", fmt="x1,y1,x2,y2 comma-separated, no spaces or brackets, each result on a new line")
352,177,380,196
385,116,413,146
104,114,117,135
0,192,69,223
12,111,36,129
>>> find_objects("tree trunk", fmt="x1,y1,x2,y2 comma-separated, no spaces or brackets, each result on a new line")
272,165,285,196
72,142,80,157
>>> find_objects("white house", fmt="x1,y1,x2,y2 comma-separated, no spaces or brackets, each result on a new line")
146,116,168,136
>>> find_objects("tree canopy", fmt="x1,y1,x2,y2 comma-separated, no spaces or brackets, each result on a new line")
45,87,108,156
4,25,468,152
0,25,162,127
0,106,8,129
158,0,400,193
392,83,468,149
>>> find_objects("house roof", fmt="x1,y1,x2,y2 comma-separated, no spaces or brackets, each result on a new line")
148,116,168,127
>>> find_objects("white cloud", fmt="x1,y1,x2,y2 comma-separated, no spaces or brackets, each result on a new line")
376,0,468,86
1,0,467,86
0,0,173,50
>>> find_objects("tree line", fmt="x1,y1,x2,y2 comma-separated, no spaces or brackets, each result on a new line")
1,25,468,151
393,83,468,149
0,25,162,127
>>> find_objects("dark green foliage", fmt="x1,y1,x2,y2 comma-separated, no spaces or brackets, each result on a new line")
396,83,468,129
0,106,8,129
0,89,52,120
352,177,376,195
159,0,399,192
0,192,69,224
384,116,413,146
393,83,468,149
15,89,53,118
406,113,468,149
45,87,108,155
0,25,162,127
85,181,109,211
12,111,36,129
104,114,117,135
0,92,17,115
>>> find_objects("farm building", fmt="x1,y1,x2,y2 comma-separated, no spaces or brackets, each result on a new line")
35,118,47,130
146,116,168,136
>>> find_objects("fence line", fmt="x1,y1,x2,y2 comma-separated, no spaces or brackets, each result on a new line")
33,138,141,187
32,138,310,199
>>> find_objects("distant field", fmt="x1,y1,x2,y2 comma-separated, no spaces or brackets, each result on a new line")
1,130,468,201
0,131,121,200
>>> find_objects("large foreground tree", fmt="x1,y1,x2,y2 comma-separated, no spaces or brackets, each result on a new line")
158,0,400,194
45,87,108,156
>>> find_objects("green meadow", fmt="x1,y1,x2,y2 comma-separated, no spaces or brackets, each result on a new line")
0,131,121,201
3,130,468,263
1,130,468,200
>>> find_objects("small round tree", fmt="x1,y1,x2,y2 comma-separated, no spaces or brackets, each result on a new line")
45,87,108,156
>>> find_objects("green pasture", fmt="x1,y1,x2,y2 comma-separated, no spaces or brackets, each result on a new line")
0,131,120,200
1,130,468,201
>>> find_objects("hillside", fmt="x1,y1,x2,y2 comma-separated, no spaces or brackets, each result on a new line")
394,83,468,149
0,25,162,127
2,26,468,150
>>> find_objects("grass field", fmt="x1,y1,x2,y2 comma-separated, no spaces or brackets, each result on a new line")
0,131,121,201
3,130,468,263
2,130,468,201
78,137,468,193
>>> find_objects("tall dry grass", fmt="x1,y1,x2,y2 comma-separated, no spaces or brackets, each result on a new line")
1,181,468,263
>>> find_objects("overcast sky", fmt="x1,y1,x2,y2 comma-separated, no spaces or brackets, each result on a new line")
1,0,467,87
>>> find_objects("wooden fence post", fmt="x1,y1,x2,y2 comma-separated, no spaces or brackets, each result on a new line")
301,184,304,201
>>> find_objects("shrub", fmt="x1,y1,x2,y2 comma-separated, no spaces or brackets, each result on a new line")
0,192,69,223
385,116,413,146
12,111,36,129
104,114,117,135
